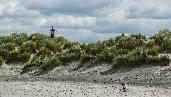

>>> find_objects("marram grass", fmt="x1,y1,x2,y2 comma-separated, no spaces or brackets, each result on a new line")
0,30,171,74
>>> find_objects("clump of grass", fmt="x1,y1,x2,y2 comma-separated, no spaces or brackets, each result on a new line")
21,53,62,74
112,49,170,70
0,56,5,65
0,48,9,60
147,55,170,66
80,54,95,64
60,42,83,63
151,29,171,53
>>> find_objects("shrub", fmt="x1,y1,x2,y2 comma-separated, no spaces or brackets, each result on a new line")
22,54,62,74
60,43,82,63
0,56,5,65
0,43,16,51
20,41,37,53
112,49,170,70
7,50,20,63
147,55,170,66
20,52,31,62
0,48,8,60
151,29,171,53
11,33,29,45
29,33,48,41
93,48,116,64
41,56,62,71
80,54,95,64
21,55,46,74
115,35,147,51
37,46,51,56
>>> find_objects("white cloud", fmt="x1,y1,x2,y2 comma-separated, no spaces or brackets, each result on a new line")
56,28,117,42
0,1,40,17
34,18,48,27
46,15,96,29
127,0,171,19
0,0,171,42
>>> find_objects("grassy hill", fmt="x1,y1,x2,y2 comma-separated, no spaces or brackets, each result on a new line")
0,29,171,75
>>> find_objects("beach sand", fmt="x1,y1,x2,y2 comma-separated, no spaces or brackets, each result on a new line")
0,57,171,97
0,81,171,97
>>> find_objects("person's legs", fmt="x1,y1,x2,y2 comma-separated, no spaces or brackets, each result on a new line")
123,87,126,92
51,33,54,38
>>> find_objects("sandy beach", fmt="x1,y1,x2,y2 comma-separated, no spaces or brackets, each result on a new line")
0,81,171,97
0,61,171,97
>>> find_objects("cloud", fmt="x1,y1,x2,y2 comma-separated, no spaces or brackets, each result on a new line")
0,1,40,17
0,0,171,42
56,28,118,43
20,0,115,16
127,0,171,19
45,14,96,29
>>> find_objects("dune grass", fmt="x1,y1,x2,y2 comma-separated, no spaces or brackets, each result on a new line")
0,29,171,74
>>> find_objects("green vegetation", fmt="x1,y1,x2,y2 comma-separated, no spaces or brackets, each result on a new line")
0,56,4,65
112,49,169,70
151,29,171,53
0,30,171,74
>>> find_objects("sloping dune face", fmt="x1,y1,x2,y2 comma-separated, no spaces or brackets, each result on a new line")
43,61,171,87
0,60,171,87
0,63,24,76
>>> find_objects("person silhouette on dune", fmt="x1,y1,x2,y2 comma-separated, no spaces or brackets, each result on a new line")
50,26,55,38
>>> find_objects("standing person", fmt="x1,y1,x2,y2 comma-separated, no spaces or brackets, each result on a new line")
50,26,55,38
121,83,128,92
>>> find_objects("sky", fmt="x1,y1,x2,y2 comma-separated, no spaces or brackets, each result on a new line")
0,0,171,42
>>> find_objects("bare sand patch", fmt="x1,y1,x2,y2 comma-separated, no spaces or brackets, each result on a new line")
0,81,170,97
